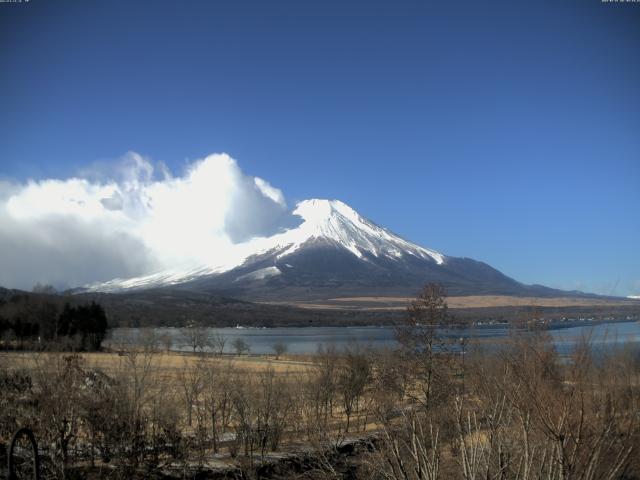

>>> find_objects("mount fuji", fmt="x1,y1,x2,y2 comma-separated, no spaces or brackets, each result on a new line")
85,199,569,301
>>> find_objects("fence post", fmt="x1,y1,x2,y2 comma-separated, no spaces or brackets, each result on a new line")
7,427,39,480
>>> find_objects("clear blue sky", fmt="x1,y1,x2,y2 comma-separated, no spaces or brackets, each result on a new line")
1,0,639,295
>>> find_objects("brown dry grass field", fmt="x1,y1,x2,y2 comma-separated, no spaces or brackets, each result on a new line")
266,295,640,310
0,349,384,459
0,350,314,376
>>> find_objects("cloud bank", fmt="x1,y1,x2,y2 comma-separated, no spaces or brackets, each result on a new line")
0,152,291,290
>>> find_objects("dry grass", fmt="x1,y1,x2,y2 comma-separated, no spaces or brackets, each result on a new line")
0,350,314,377
268,295,640,310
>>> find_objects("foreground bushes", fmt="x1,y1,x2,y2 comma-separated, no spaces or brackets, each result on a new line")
366,332,640,480
1,330,639,479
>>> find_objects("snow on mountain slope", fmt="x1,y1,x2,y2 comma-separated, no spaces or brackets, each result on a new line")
246,199,445,264
85,199,446,293
234,266,281,283
84,265,230,293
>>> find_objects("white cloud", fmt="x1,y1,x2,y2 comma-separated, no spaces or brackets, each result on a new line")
254,177,285,206
0,152,290,290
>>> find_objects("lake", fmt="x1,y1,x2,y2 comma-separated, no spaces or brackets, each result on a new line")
107,319,640,355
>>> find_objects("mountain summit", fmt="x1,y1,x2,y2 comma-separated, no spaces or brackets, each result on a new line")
86,199,566,300
255,199,445,265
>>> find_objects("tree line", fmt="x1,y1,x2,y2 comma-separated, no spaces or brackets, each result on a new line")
0,292,108,351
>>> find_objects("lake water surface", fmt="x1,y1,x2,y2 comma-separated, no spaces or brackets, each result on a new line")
107,320,640,355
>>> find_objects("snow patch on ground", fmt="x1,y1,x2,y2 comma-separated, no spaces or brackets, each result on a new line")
235,266,281,282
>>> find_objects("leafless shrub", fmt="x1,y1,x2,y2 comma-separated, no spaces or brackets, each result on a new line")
370,348,408,422
232,337,251,356
273,341,288,359
203,359,234,453
32,353,85,477
211,332,227,356
177,357,206,427
337,343,371,433
0,368,34,440
376,413,441,480
182,323,209,354
3,297,639,480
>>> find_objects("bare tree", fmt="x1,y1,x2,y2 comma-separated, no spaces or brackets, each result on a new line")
33,354,85,477
396,283,454,410
182,323,209,354
114,340,158,468
229,372,257,461
232,337,250,356
140,328,160,352
306,344,338,436
272,341,288,359
368,411,441,480
370,348,408,422
177,357,206,427
337,344,371,433
255,366,294,455
211,332,227,356
203,360,234,453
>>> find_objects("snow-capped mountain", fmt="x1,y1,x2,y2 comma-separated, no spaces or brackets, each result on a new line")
85,199,563,300
246,199,445,266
